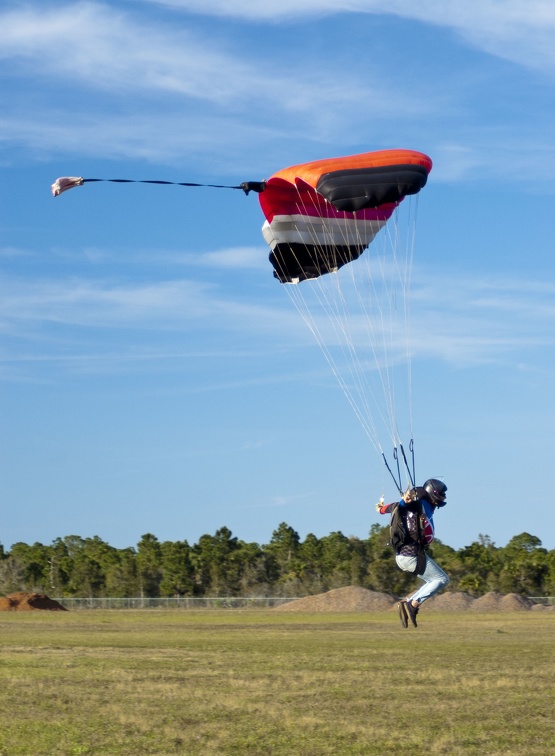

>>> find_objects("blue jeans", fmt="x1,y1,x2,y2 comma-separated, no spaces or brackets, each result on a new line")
395,553,450,604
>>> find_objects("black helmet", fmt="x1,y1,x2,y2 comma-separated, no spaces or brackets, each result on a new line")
423,478,447,506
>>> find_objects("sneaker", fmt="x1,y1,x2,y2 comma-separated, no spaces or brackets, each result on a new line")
405,601,419,628
397,601,408,628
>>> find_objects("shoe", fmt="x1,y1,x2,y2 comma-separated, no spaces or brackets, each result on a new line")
405,601,419,628
397,601,408,628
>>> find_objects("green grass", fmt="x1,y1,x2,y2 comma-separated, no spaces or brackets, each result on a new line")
0,610,553,754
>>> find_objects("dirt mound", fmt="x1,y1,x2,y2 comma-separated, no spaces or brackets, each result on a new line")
424,591,476,611
499,593,533,611
469,591,504,611
275,586,396,612
275,587,544,613
0,592,68,611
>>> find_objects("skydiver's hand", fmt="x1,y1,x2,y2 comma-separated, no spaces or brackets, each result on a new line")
375,496,384,513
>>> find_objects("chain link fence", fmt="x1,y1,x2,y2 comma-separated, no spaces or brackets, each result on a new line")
52,597,301,610
54,596,555,611
51,595,555,610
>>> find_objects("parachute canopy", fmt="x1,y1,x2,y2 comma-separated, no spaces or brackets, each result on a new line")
259,149,432,283
50,148,433,489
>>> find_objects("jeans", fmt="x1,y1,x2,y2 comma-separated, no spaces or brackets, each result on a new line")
395,553,450,604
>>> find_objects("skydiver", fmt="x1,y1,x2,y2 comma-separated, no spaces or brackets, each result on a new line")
376,479,450,628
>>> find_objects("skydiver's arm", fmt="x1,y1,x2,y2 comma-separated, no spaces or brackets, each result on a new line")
376,500,401,515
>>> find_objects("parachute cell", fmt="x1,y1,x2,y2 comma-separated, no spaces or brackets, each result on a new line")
259,149,432,283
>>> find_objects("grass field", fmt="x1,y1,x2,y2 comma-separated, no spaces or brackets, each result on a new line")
0,609,553,755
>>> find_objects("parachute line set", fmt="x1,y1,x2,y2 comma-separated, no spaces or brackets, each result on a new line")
52,149,432,495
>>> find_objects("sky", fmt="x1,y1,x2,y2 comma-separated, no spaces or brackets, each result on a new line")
2,0,555,554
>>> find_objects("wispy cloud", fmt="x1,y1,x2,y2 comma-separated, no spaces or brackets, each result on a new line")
0,112,284,171
147,1,555,75
3,2,554,185
41,244,268,272
409,271,555,365
0,246,32,259
187,247,268,270
0,275,288,332
2,262,555,373
0,3,420,112
1,2,253,103
399,1,555,75
0,3,440,166
143,0,338,18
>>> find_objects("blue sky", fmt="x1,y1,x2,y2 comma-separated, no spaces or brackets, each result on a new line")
2,0,555,553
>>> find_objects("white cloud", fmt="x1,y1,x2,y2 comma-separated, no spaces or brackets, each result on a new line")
2,263,555,369
1,2,441,171
0,112,287,171
142,0,339,17
2,1,553,186
0,274,302,344
0,3,259,103
409,272,555,365
144,0,555,31
0,246,31,259
396,1,555,74
0,3,418,114
192,247,267,270
0,277,193,327
146,0,555,74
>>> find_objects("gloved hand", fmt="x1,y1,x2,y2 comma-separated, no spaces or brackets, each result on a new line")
375,496,384,513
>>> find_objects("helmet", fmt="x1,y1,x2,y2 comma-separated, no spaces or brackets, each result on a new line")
423,478,447,506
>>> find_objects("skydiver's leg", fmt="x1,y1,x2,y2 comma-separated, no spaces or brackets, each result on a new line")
407,554,450,605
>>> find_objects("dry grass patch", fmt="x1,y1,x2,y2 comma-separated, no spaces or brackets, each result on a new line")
0,610,553,754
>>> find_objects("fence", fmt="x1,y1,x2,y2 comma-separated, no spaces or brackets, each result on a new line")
527,596,555,606
52,597,301,610
52,596,555,610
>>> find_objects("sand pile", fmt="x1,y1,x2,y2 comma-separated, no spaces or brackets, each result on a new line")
499,593,534,611
275,586,396,612
0,592,68,611
424,591,475,611
469,591,504,611
276,587,551,612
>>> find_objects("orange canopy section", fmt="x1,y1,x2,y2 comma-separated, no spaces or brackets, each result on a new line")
269,149,432,191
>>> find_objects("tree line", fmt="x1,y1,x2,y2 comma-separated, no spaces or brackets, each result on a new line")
1,524,554,599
